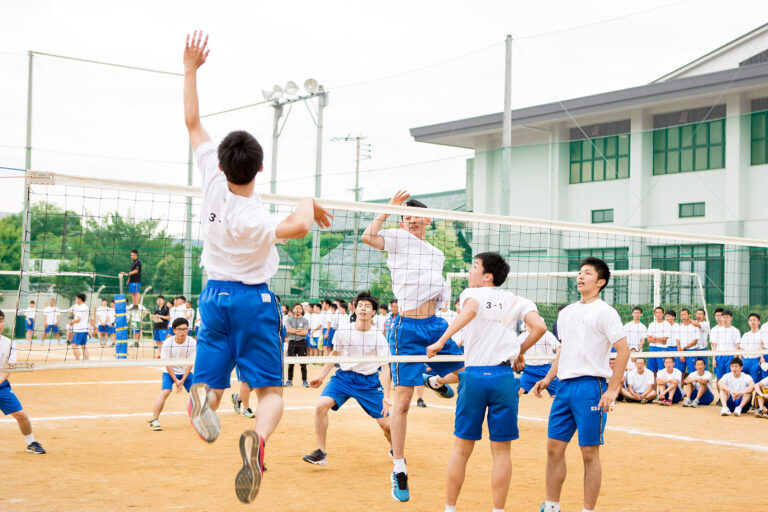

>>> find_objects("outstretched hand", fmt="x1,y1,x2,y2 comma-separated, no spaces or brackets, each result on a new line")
184,31,210,73
389,190,410,206
313,199,334,229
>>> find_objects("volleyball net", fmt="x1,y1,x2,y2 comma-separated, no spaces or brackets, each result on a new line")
3,170,768,371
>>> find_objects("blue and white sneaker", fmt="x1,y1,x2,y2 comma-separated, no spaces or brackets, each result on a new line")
422,373,455,399
26,441,46,454
391,472,409,502
188,383,221,443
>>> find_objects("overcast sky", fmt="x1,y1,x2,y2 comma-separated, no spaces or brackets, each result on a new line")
1,0,766,215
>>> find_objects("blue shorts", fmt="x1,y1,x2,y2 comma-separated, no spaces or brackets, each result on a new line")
153,329,168,342
45,325,58,334
742,358,762,384
73,332,88,346
321,369,386,419
131,328,141,336
726,394,751,413
308,336,320,349
661,384,683,403
128,282,140,293
520,364,559,395
162,373,194,392
25,319,34,331
0,381,22,415
548,376,608,446
681,350,699,374
388,315,463,387
455,366,520,442
98,325,109,334
715,355,733,379
692,386,714,405
194,281,283,390
647,346,666,373
108,326,116,335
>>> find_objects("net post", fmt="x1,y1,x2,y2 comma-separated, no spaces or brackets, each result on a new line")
652,268,662,308
114,294,128,359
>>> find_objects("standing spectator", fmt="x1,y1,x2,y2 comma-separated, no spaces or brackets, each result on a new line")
95,299,111,347
682,358,715,407
739,313,763,383
23,301,37,344
128,304,147,348
620,358,656,403
690,308,710,369
718,358,754,416
152,295,171,356
120,249,142,307
646,307,669,376
285,303,310,387
664,309,679,360
551,304,567,341
41,298,61,345
711,310,741,381
69,294,90,360
169,296,188,324
623,306,647,368
676,309,699,374
107,300,116,346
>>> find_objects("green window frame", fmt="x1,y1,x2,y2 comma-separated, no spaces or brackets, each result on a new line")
569,134,630,184
750,248,768,305
566,248,629,304
751,110,768,165
650,244,724,304
591,209,614,224
679,202,705,218
652,119,725,175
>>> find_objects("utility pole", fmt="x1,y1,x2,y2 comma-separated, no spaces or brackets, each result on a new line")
308,87,329,301
501,34,512,217
331,135,371,289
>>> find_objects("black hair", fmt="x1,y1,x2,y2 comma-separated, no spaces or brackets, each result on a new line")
580,257,611,292
665,309,676,318
664,356,675,363
338,301,348,311
76,293,86,302
171,317,189,329
217,130,264,185
654,306,664,313
353,290,379,311
680,308,690,315
130,249,138,255
722,309,733,317
176,295,186,302
389,299,398,304
0,309,4,319
330,303,337,311
696,308,706,314
714,308,724,314
157,295,164,300
291,302,303,310
695,357,706,364
30,300,35,305
730,357,743,367
321,299,332,307
474,252,510,287
749,312,761,321
557,304,567,313
405,199,427,209
635,357,645,363
632,306,643,313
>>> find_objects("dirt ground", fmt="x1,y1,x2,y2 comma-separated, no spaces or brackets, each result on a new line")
1,362,767,512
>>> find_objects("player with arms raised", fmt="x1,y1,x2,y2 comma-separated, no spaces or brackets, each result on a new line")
182,31,332,504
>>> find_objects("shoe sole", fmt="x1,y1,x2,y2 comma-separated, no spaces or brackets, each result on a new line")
188,383,220,443
302,457,327,466
26,448,45,454
231,394,241,414
235,431,263,504
390,473,409,502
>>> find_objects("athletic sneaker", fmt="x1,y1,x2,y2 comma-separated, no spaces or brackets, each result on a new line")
148,419,162,431
235,430,265,504
391,472,409,502
188,383,221,443
241,407,255,418
416,398,426,408
422,373,454,399
720,407,731,416
231,393,242,414
640,399,648,404
26,441,46,454
691,399,699,408
682,398,692,407
302,448,327,466
302,381,309,388
285,381,293,387
734,408,742,417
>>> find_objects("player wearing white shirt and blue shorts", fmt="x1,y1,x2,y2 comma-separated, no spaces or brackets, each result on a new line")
711,310,741,380
182,31,333,504
149,317,196,431
302,292,392,467
663,310,680,368
362,191,463,502
42,299,61,344
655,358,684,405
534,257,630,512
519,330,560,396
682,359,715,407
69,294,91,360
739,313,763,383
95,299,110,347
24,301,36,343
0,309,46,454
623,307,647,369
427,252,546,512
717,358,755,416
676,309,699,374
646,308,669,375
691,309,710,370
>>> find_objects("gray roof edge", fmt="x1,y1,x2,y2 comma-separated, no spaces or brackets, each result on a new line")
410,64,768,141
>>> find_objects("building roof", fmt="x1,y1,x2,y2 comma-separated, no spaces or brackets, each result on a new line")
410,63,768,149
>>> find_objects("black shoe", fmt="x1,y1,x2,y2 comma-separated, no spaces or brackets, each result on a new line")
235,430,264,504
302,448,327,466
416,398,426,408
26,441,46,454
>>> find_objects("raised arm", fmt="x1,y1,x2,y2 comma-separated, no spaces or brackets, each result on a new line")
184,31,212,150
361,190,410,250
275,197,333,240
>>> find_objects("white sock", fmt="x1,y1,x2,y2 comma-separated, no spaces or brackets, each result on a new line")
582,509,595,512
492,509,504,512
444,506,456,512
24,433,34,444
429,376,440,388
543,502,560,512
393,458,407,474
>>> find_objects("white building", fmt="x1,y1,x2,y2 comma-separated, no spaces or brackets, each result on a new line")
410,25,768,307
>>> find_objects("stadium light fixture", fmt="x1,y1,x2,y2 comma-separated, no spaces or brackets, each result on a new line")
271,84,284,100
284,81,299,96
304,78,318,94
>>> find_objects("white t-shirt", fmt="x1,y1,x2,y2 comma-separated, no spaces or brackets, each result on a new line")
185,307,195,324
161,336,197,375
43,306,60,326
656,367,682,387
196,140,284,285
626,368,655,394
331,323,389,375
711,326,740,352
169,306,188,323
676,323,699,350
719,372,754,393
623,321,647,351
24,307,37,320
308,313,322,336
96,306,110,325
739,331,763,354
665,322,679,348
459,287,537,367
195,310,202,328
70,303,90,333
379,228,449,311
372,314,387,334
107,307,116,325
520,330,559,366
556,299,625,380
0,335,18,366
688,370,713,390
696,320,710,349
646,321,670,348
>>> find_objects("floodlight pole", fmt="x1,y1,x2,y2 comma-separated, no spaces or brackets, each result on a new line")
183,141,193,300
269,103,284,195
309,87,328,301
19,51,34,322
500,34,512,217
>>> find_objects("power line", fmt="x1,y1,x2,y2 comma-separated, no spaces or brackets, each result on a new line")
32,51,182,77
